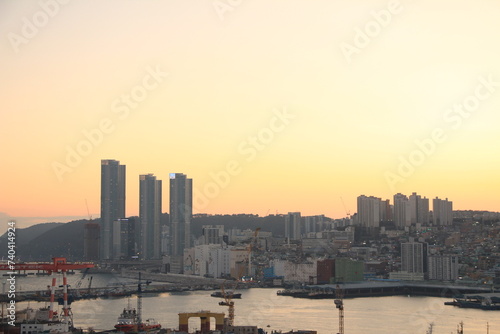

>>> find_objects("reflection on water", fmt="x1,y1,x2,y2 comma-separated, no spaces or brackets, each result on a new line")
9,279,498,334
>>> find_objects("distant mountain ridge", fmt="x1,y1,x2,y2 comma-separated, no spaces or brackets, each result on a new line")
1,214,289,261
0,222,62,248
0,220,89,262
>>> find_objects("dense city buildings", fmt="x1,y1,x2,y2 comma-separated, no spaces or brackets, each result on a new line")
284,212,301,240
100,159,126,260
112,217,138,260
393,193,410,229
356,195,381,228
433,197,453,226
93,176,498,287
139,174,162,260
408,192,429,225
202,225,225,245
401,241,427,274
304,215,326,235
428,255,459,281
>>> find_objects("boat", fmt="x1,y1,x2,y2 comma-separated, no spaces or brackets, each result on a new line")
115,301,161,333
445,294,500,310
1,306,75,334
210,291,242,299
114,273,161,333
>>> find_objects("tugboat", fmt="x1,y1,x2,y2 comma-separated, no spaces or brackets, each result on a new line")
114,273,161,333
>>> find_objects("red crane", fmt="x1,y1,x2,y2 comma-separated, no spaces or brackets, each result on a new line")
0,257,94,321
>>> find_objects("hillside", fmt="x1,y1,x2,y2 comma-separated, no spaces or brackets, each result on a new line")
16,219,90,262
0,222,62,259
6,214,289,261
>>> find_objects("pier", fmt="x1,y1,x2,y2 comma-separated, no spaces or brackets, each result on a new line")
277,281,496,299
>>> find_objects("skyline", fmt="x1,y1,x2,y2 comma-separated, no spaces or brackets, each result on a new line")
2,0,500,228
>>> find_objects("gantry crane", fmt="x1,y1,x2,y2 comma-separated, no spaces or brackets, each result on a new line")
334,284,344,334
0,257,94,322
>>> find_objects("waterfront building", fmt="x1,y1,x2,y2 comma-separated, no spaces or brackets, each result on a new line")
401,242,428,274
428,255,459,281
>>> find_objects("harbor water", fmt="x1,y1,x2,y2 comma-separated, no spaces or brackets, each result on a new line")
8,274,498,334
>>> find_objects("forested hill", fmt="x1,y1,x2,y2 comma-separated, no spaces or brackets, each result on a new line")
1,214,291,261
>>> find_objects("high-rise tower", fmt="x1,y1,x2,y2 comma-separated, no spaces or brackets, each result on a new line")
100,159,126,260
393,193,410,229
140,174,162,259
169,173,192,272
432,197,453,226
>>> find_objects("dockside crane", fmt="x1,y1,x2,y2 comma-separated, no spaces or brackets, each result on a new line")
0,257,94,323
135,272,151,328
334,284,344,334
457,322,464,334
218,266,245,326
219,282,235,327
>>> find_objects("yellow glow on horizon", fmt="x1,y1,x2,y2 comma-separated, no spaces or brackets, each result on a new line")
1,0,500,226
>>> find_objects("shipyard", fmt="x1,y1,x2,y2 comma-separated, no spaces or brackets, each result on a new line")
1,256,499,334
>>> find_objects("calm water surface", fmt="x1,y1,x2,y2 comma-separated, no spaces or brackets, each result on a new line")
10,274,498,334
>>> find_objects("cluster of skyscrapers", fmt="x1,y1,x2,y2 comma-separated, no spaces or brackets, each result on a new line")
356,192,453,229
85,159,193,267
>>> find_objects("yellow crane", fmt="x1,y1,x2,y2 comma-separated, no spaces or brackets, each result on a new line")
218,265,245,326
334,284,344,334
219,282,235,327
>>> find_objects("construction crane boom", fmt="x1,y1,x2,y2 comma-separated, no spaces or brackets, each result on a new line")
335,284,344,334
219,281,235,326
85,199,92,220
219,265,246,327
340,197,351,219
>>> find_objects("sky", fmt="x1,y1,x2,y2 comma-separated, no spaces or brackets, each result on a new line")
2,0,500,228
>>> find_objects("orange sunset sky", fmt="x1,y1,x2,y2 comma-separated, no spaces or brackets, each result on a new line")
2,0,500,228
